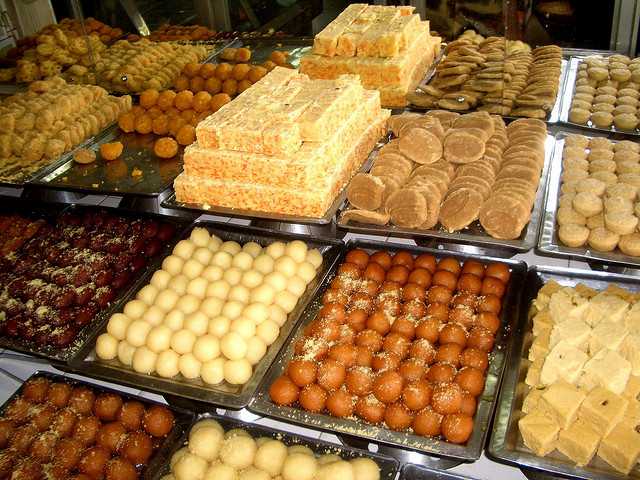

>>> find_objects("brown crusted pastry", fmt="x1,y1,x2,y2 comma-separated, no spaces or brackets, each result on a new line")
346,173,386,211
386,188,428,228
443,129,485,163
398,128,443,164
341,209,390,226
439,188,483,232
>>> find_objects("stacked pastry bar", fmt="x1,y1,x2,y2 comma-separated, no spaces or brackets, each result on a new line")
174,67,390,217
299,4,441,107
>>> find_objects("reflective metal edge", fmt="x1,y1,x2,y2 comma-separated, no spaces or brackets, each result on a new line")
72,220,344,410
537,130,640,267
487,265,640,480
248,240,527,463
400,463,476,480
337,134,556,254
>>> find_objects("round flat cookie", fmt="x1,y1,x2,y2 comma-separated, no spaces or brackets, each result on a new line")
438,188,483,232
347,173,386,211
386,188,428,228
443,130,485,163
399,128,443,165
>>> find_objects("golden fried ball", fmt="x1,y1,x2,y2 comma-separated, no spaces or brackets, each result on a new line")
222,79,237,96
262,60,277,71
176,124,196,146
210,93,231,112
183,63,201,78
146,106,163,119
174,75,190,91
100,142,123,161
134,113,153,134
192,91,212,112
237,80,253,93
200,64,216,79
204,77,222,94
234,48,251,62
248,66,267,83
174,90,194,111
215,63,232,81
180,109,196,124
154,137,178,159
232,64,251,81
190,76,205,93
118,112,136,133
157,90,177,111
140,89,159,108
152,115,169,135
269,51,288,66
168,116,186,137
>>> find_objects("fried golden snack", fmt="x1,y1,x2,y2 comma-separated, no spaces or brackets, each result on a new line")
154,137,178,159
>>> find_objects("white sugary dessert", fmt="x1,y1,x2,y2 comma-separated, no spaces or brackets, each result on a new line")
299,4,441,107
96,227,323,386
163,418,381,480
174,67,390,217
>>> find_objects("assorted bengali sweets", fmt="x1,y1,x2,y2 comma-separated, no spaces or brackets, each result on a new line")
96,227,324,387
270,248,511,445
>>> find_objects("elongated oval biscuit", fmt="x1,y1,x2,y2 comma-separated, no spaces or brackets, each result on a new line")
386,188,428,228
346,173,385,211
443,130,485,163
398,128,443,165
439,188,483,232
341,209,390,226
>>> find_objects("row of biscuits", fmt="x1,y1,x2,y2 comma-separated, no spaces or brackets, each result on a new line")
342,112,545,241
556,134,640,256
520,280,640,474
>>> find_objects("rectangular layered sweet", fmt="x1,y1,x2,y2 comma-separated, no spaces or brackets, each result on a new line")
174,113,388,217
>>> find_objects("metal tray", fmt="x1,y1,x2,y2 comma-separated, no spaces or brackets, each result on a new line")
559,56,640,136
153,411,399,480
31,125,185,197
338,134,556,255
487,265,640,480
73,220,343,409
0,203,189,364
400,464,476,480
537,131,640,267
211,36,313,69
249,240,527,463
0,370,193,480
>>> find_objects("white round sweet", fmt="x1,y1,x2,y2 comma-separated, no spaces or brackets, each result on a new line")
220,432,257,469
187,278,208,299
225,429,250,439
221,241,242,255
174,240,196,260
232,252,254,271
168,274,189,295
306,249,323,269
250,284,275,305
288,445,314,456
176,295,201,315
243,303,269,325
96,333,118,360
318,454,341,465
241,270,263,289
207,280,230,300
264,272,287,292
274,256,297,278
266,242,286,260
203,463,236,480
282,453,318,480
188,425,223,461
286,276,306,297
126,320,152,347
315,461,354,480
117,341,136,366
183,259,205,280
151,270,172,289
256,320,279,345
202,265,223,283
238,467,270,480
208,316,230,338
230,317,256,339
107,313,131,340
201,297,224,318
170,446,189,470
223,267,243,286
208,235,222,251
221,301,244,320
156,289,179,312
173,452,208,480
146,325,172,353
201,357,225,384
223,359,252,384
220,332,247,360
156,349,180,378
142,306,164,326
255,437,271,447
212,251,233,269
124,299,147,320
285,240,308,263
193,247,212,265
190,419,223,435
254,440,287,476
242,242,263,258
164,310,185,331
132,346,157,374
268,304,288,327
297,262,317,283
185,311,208,336
253,254,274,275
228,285,250,304
178,353,202,379
190,227,211,247
275,291,298,314
245,336,266,365
349,458,380,480
193,334,220,362
171,329,197,354
136,284,159,305
162,255,184,276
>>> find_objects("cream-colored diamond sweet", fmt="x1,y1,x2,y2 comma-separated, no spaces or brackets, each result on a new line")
589,320,629,355
582,349,631,395
623,375,640,401
539,380,587,429
579,387,629,436
529,330,551,362
586,292,629,326
620,333,640,376
549,316,591,351
540,340,589,386
557,419,602,466
597,422,640,474
526,358,544,387
522,388,546,414
532,310,553,337
518,410,560,457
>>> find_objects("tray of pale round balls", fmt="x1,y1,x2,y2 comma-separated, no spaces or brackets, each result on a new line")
0,371,193,480
538,132,640,266
160,415,398,480
76,222,343,409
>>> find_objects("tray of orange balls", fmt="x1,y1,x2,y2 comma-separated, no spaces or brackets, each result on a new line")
32,87,232,197
0,371,193,480
248,241,526,463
